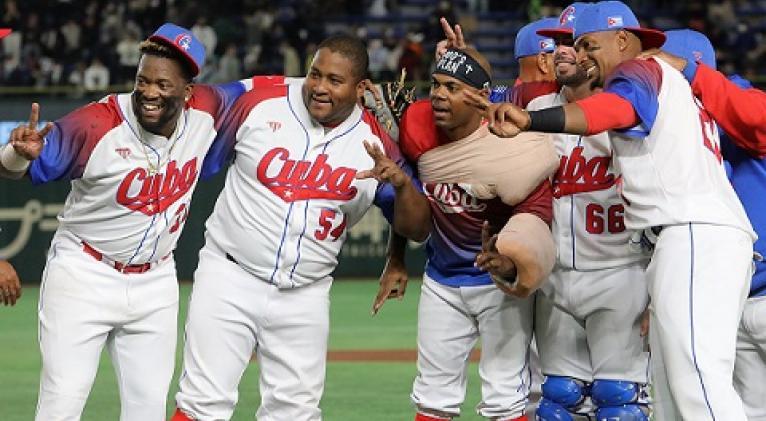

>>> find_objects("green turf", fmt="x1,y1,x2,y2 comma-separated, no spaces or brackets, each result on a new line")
0,281,491,420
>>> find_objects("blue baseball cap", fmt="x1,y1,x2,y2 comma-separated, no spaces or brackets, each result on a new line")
515,17,559,60
573,1,666,50
662,29,715,82
662,29,716,69
538,3,592,38
148,23,206,77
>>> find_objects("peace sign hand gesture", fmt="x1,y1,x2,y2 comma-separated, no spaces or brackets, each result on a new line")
355,140,409,189
9,103,52,161
435,17,467,61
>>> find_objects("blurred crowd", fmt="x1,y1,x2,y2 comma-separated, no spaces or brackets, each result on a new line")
2,0,766,91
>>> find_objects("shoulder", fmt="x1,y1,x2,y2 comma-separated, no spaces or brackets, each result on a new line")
399,99,447,161
606,57,663,88
526,91,562,111
58,95,123,138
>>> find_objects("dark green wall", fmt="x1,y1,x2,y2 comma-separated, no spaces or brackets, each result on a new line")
0,171,426,283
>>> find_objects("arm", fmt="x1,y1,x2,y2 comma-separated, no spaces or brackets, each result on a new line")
691,64,766,157
357,141,432,242
371,230,409,315
476,180,555,298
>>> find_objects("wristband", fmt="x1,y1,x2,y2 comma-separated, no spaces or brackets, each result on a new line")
528,107,566,133
1,143,31,172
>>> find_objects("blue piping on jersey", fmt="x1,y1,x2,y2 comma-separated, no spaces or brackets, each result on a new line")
116,97,189,265
270,87,309,284
288,115,363,283
570,136,583,270
688,224,716,421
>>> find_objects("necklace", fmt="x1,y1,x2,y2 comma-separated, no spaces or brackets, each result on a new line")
134,109,187,175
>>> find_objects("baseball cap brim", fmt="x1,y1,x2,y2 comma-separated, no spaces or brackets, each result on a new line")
537,28,574,38
625,27,666,50
0,28,11,39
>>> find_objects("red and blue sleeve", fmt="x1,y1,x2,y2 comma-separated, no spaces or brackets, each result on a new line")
200,78,288,180
601,58,662,138
692,65,766,158
29,98,122,184
364,110,421,224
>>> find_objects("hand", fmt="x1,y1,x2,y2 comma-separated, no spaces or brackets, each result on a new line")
435,17,467,61
463,90,529,138
0,260,22,306
640,307,650,337
637,48,687,72
355,140,409,188
9,103,52,160
371,257,408,315
475,221,519,296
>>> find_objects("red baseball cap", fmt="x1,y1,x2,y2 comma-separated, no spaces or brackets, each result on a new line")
0,28,11,39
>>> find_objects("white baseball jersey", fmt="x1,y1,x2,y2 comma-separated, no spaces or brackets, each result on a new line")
605,58,755,239
202,79,406,289
529,91,644,270
29,80,253,264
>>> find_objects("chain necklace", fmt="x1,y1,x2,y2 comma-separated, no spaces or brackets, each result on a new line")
135,109,187,175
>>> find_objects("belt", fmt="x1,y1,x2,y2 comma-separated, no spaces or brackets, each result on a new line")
82,242,166,274
226,253,238,265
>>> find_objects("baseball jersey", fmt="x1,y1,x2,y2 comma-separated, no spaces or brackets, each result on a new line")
602,57,755,239
201,79,411,289
397,105,553,287
528,91,644,270
29,79,253,264
714,76,766,297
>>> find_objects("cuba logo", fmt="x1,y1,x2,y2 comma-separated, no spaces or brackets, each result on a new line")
174,33,192,51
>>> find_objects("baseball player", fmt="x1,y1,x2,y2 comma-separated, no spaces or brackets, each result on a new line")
489,17,560,107
393,46,557,421
525,4,651,420
2,23,257,421
659,29,766,421
170,34,420,421
464,1,755,419
0,27,23,307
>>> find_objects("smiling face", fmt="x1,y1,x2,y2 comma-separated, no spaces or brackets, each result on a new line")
301,48,364,126
552,35,588,86
574,31,625,88
131,54,191,138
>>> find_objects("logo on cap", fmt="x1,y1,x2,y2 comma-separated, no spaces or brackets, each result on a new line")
540,39,555,50
607,16,624,28
693,50,703,61
175,33,192,51
560,6,576,26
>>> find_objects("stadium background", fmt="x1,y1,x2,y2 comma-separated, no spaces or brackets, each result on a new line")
2,0,763,282
0,1,761,419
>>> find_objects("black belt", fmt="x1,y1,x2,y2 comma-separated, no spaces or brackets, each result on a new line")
226,253,238,265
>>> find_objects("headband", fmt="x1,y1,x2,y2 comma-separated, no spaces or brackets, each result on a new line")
433,48,491,90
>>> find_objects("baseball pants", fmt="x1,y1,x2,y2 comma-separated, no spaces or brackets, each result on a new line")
411,274,533,420
35,234,178,421
647,223,752,421
175,239,331,421
734,295,766,421
536,261,650,383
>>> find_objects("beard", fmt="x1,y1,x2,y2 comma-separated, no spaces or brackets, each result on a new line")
131,91,184,136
